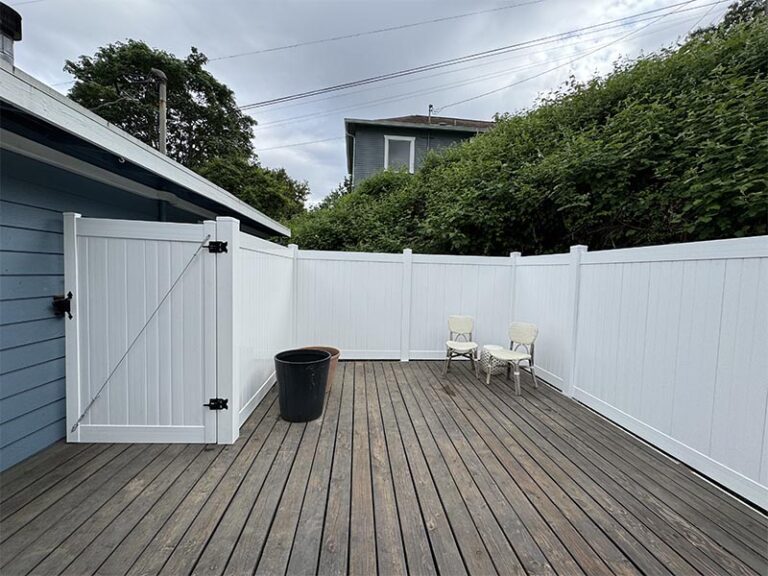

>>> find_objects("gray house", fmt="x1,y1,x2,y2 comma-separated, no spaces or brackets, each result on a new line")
0,52,289,470
345,115,494,186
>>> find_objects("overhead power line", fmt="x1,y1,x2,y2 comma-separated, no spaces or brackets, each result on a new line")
238,0,726,111
210,0,544,61
257,136,343,152
258,1,724,153
436,0,715,111
254,10,707,130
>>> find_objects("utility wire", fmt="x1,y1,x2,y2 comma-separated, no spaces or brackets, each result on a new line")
238,0,725,111
253,15,686,117
254,11,707,131
210,0,544,61
436,0,718,112
258,2,720,152
257,136,343,152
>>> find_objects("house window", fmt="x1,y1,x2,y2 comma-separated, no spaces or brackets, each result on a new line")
384,135,415,173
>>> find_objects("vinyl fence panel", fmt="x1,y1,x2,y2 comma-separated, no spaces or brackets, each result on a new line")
236,232,294,425
572,237,768,505
295,251,404,359
513,254,571,388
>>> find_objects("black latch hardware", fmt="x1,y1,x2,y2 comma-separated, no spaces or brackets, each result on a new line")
207,241,228,253
204,398,229,410
52,292,73,319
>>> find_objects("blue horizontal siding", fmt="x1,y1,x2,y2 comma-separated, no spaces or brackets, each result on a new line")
1,275,64,299
1,252,64,275
0,378,65,422
0,400,67,448
0,227,63,253
0,338,65,375
0,149,200,472
1,318,63,349
351,125,477,186
0,297,57,325
1,358,65,399
0,418,66,471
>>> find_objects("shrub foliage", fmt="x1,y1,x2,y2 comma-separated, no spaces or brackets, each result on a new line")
291,8,768,254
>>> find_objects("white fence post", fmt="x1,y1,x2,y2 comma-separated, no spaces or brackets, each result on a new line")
509,251,520,319
288,243,299,348
63,212,81,442
215,217,240,444
563,244,587,398
400,248,413,362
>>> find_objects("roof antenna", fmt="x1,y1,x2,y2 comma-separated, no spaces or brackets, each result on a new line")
428,104,433,124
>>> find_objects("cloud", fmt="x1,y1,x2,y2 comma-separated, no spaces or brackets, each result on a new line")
11,0,726,200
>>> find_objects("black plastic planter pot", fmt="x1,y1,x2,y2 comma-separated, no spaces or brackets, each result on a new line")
274,349,331,422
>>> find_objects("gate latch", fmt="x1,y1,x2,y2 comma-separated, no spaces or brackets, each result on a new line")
204,398,229,410
52,292,73,319
207,241,228,253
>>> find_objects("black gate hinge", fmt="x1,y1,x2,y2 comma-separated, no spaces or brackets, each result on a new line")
207,241,228,253
52,292,73,319
204,398,229,410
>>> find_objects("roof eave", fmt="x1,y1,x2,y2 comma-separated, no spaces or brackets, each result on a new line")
0,60,290,237
344,117,492,134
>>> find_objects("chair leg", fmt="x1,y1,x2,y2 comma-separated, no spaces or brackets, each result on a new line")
469,353,477,379
529,363,539,389
513,362,521,396
486,360,492,385
443,349,450,375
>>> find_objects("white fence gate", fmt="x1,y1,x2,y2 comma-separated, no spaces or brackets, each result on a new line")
64,214,220,444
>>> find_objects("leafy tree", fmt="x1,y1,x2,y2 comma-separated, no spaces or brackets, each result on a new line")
65,40,255,169
292,4,767,254
65,40,310,222
316,176,353,210
196,155,309,222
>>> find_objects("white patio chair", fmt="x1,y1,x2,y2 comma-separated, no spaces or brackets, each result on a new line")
486,322,539,395
443,315,478,377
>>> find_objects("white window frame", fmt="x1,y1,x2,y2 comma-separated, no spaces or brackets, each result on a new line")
384,135,416,173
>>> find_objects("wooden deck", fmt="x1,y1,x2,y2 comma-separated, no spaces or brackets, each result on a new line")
1,361,766,576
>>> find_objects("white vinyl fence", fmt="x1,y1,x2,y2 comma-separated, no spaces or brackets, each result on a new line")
294,250,516,360
64,212,767,505
234,226,294,427
571,239,768,506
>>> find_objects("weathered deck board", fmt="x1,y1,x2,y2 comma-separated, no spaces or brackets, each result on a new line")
1,361,765,576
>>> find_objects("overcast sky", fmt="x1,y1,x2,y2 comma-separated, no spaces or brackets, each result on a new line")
9,0,728,202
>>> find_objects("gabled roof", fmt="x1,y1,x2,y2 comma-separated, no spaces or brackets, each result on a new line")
0,60,290,237
344,115,494,175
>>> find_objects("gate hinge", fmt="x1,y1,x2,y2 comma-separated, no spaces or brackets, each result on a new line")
52,292,73,319
207,241,228,253
204,398,229,410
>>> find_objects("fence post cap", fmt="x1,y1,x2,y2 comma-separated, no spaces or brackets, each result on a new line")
570,244,588,253
509,251,521,258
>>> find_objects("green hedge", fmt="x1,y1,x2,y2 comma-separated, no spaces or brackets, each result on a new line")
291,11,768,255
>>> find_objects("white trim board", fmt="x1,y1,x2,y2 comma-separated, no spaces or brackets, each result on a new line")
77,425,207,443
239,373,277,427
0,61,289,237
